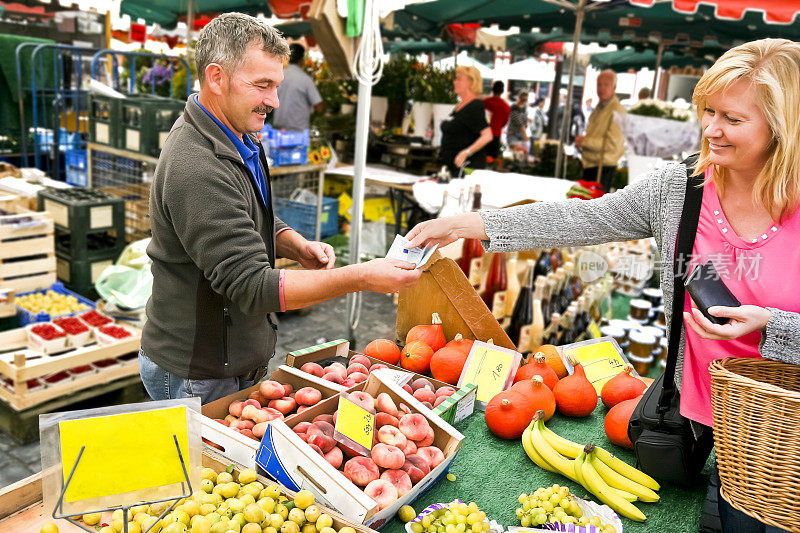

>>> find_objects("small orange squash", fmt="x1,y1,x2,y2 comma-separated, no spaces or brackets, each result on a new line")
364,339,401,365
511,375,556,421
604,395,641,448
530,344,568,379
485,389,535,439
513,352,560,390
406,313,446,352
601,364,647,408
553,358,598,417
430,334,473,385
399,341,434,374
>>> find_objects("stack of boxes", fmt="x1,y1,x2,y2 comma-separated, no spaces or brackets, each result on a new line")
260,124,309,167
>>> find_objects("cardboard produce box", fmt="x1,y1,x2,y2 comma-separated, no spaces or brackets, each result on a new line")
286,339,476,424
397,251,515,350
255,371,465,529
201,364,348,468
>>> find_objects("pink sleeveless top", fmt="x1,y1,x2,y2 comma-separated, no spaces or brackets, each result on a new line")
680,170,800,426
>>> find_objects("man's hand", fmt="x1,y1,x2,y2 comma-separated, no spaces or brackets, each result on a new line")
683,301,772,341
297,241,336,270
574,134,585,150
358,258,421,293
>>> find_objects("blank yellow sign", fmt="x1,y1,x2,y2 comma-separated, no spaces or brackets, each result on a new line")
59,406,189,503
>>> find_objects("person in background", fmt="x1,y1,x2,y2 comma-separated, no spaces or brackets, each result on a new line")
556,95,586,144
141,14,421,405
439,65,493,175
575,69,626,192
483,80,510,159
406,38,800,533
271,43,323,132
583,96,594,118
506,90,530,153
529,97,548,153
638,87,652,100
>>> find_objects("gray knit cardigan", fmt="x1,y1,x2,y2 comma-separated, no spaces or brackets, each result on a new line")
480,162,800,392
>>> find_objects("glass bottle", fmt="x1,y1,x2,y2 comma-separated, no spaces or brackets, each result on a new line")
505,263,534,348
459,185,484,285
504,254,522,319
482,253,508,318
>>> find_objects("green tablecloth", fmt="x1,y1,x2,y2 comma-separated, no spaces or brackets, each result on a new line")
382,404,712,533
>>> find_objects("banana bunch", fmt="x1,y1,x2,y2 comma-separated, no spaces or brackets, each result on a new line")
522,410,660,522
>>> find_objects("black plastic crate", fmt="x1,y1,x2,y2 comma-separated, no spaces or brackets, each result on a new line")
121,95,185,157
38,188,125,235
89,95,122,148
55,250,120,299
55,227,126,262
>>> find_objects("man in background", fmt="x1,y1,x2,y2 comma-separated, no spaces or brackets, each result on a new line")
575,69,625,192
482,80,510,159
272,43,323,132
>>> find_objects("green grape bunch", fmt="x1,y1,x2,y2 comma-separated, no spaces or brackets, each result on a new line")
515,484,617,533
409,501,493,533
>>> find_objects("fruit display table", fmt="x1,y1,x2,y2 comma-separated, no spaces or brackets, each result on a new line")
382,406,712,533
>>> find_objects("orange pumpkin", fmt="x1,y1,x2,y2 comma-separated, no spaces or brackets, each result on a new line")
552,359,598,417
400,341,434,374
601,364,647,408
484,389,535,439
604,395,641,448
511,375,556,421
406,313,446,352
530,344,568,379
430,334,473,385
513,352,559,390
364,339,401,365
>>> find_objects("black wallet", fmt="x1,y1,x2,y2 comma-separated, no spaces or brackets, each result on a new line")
684,261,741,325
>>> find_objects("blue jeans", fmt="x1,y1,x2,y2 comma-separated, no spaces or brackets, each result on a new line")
138,349,255,405
714,462,789,533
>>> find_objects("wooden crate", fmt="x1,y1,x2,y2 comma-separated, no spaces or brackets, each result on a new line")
0,324,141,410
0,449,378,533
0,289,15,319
0,195,56,293
99,183,151,242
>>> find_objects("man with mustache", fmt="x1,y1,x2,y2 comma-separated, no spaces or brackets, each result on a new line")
272,43,323,132
140,13,421,404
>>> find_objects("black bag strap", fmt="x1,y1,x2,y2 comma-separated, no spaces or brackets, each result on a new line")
658,155,704,419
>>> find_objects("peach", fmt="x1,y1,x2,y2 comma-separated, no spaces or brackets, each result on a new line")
230,419,254,431
436,386,457,398
433,396,447,408
268,397,297,415
378,425,408,448
343,456,380,486
253,422,269,438
348,391,376,413
263,408,284,421
422,401,433,410
349,355,372,368
375,412,399,428
297,405,312,414
322,372,343,384
341,378,357,388
293,421,312,436
295,387,322,406
248,390,267,405
411,378,434,392
310,420,335,436
417,446,445,469
300,362,325,377
380,469,413,497
259,380,285,400
370,363,389,373
401,439,418,456
350,372,369,384
402,454,430,484
252,408,271,424
371,443,405,470
244,398,261,409
307,433,335,453
224,414,237,424
308,443,324,456
323,446,343,469
313,414,335,426
376,393,399,416
229,401,244,418
241,404,260,421
399,403,412,415
413,388,436,404
416,426,435,447
364,479,399,511
214,418,229,427
239,428,257,440
402,384,413,394
282,383,293,396
398,413,430,441
332,411,339,425
347,362,369,376
325,362,347,378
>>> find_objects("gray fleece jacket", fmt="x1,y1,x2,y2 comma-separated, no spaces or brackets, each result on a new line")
142,96,287,380
480,162,800,392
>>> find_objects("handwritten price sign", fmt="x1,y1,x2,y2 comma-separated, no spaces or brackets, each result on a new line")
334,395,375,453
561,338,631,394
458,341,522,404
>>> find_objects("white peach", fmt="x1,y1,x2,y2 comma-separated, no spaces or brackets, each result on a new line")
375,412,399,428
371,443,406,470
398,413,430,441
380,469,412,496
300,362,325,377
402,454,430,484
343,456,380,487
364,479,399,511
349,355,372,368
259,380,285,400
348,391,376,413
347,362,369,376
228,401,244,418
416,426,435,447
376,393,399,417
378,425,408,448
417,446,445,470
413,388,436,404
295,387,322,406
268,397,297,415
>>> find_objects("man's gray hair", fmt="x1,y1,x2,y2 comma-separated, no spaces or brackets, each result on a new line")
195,13,289,84
598,69,618,85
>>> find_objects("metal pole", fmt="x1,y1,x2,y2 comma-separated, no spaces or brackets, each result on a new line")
186,0,195,64
555,0,585,179
346,80,372,343
651,42,664,97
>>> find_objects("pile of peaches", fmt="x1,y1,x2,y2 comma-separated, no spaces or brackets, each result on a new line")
212,380,326,440
294,385,450,511
299,354,391,388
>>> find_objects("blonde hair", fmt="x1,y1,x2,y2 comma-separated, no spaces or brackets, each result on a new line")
455,66,483,95
692,38,800,221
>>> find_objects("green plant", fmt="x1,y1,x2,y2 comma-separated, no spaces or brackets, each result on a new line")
374,55,417,100
426,67,457,104
628,99,691,121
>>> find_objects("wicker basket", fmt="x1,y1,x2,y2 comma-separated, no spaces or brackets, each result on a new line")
709,357,800,532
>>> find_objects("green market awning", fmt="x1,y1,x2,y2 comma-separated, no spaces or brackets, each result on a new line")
590,46,720,72
121,0,273,29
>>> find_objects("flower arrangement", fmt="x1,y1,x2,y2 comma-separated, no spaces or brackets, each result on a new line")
409,64,457,104
628,99,692,122
303,59,357,109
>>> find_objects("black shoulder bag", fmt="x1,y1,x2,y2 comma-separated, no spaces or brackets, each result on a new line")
627,157,714,486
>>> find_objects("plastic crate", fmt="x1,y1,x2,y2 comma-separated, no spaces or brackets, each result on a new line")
89,95,122,147
65,149,88,187
274,196,338,240
261,125,309,148
270,145,308,167
33,129,81,152
121,95,185,157
37,188,126,234
16,281,95,326
56,252,117,299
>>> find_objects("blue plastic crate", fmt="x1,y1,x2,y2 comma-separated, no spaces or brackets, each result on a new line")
271,145,308,167
65,149,87,170
274,196,338,240
260,125,309,148
65,167,88,187
16,281,96,326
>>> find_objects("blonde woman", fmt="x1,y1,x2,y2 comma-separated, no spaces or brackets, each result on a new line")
408,39,800,531
439,65,493,175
